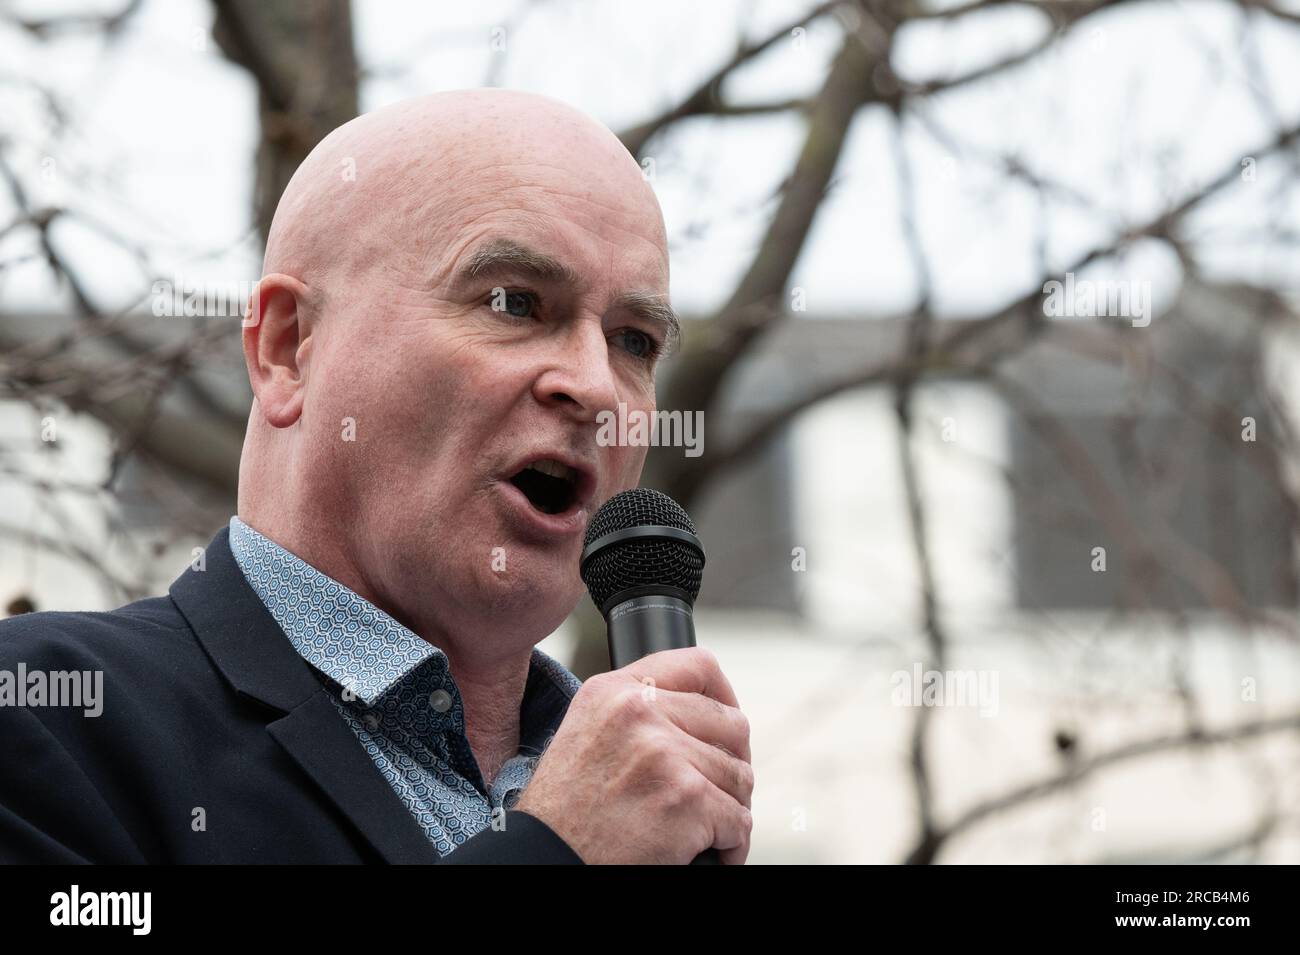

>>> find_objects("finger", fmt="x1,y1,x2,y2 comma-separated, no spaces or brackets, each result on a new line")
676,729,754,808
651,687,751,764
718,843,749,866
619,646,740,709
698,774,751,862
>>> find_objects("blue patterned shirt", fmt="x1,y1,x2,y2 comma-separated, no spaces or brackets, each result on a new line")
227,516,583,858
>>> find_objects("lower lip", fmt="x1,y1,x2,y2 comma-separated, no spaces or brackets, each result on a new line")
495,479,589,541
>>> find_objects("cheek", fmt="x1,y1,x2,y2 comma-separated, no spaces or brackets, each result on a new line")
375,334,495,434
301,340,370,435
603,430,650,491
616,393,655,475
625,443,650,481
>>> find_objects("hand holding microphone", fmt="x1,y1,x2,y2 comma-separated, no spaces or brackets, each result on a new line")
514,489,754,864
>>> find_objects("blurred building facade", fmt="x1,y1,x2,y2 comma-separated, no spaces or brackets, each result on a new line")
3,277,1299,862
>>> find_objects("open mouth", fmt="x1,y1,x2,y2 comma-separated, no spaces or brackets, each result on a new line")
508,459,581,515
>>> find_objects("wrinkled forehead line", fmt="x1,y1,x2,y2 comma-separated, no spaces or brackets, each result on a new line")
433,217,669,303
435,151,662,235
419,175,670,290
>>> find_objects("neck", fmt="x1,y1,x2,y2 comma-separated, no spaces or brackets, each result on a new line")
235,508,534,790
442,647,531,789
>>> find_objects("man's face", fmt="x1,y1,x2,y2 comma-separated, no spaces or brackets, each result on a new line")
302,146,671,647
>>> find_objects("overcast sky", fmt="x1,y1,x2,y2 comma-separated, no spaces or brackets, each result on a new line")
2,0,1298,327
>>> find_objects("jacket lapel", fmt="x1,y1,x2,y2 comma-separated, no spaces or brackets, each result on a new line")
169,526,441,864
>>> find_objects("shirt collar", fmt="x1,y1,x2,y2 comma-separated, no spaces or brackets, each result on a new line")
226,516,582,712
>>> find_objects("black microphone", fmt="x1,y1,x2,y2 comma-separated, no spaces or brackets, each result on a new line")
579,487,720,865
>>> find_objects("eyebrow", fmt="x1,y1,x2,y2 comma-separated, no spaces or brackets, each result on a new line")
456,238,680,354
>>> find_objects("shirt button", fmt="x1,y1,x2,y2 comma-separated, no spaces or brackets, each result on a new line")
428,689,453,713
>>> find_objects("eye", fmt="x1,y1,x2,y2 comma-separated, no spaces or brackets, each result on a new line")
488,288,540,319
613,328,661,361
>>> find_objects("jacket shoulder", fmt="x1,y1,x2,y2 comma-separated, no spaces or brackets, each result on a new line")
0,596,215,863
0,596,192,666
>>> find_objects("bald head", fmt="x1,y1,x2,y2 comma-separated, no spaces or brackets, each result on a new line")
262,89,665,306
239,89,673,659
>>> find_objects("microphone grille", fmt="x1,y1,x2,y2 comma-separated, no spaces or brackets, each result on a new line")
581,488,704,610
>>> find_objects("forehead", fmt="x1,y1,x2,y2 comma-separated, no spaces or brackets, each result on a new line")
421,156,669,294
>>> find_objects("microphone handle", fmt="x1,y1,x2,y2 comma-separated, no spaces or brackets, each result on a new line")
605,595,721,865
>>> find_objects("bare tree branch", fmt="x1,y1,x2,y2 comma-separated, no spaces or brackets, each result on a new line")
905,710,1300,863
618,0,849,157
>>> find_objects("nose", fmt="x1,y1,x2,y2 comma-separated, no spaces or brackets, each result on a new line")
533,316,621,421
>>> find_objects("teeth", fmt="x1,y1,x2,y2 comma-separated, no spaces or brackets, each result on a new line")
528,459,576,482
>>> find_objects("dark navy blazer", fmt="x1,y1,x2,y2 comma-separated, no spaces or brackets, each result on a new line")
0,527,582,864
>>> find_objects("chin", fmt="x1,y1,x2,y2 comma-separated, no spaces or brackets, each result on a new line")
380,501,586,640
468,562,583,638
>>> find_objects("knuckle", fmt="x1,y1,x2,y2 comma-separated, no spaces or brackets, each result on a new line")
730,705,750,741
734,758,755,797
676,767,710,806
633,726,677,773
693,646,720,671
574,671,610,703
609,684,654,726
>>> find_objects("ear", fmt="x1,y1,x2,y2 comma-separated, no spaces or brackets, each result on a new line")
242,273,314,429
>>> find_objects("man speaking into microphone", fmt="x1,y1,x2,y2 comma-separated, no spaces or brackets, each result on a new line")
0,89,753,864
